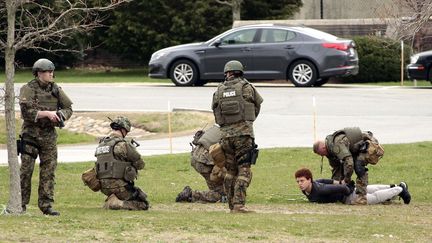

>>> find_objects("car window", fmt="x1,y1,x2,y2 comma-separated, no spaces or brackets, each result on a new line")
292,27,338,41
221,29,257,45
259,29,296,43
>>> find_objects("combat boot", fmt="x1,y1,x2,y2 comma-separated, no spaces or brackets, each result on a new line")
42,208,60,216
230,204,255,213
175,186,192,202
103,194,124,210
123,201,149,211
399,182,411,204
352,194,367,205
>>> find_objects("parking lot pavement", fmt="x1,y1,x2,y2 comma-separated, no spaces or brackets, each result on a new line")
2,83,431,164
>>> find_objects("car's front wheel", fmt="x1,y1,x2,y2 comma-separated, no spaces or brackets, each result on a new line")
288,60,318,87
170,60,199,86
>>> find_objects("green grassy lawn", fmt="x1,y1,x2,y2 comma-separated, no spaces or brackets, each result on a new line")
355,79,431,87
1,142,431,242
0,111,214,145
3,68,430,86
0,118,95,145
3,68,171,83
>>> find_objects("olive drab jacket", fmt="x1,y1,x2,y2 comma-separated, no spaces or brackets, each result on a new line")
19,79,73,137
324,127,364,181
211,77,263,138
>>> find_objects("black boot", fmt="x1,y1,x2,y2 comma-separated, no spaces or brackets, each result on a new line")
399,182,411,204
175,186,192,202
42,208,60,216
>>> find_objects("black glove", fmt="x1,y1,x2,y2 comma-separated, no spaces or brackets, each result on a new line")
354,160,367,177
346,180,355,194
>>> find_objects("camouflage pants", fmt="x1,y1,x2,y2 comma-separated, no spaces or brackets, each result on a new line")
330,165,343,181
20,133,57,211
331,162,368,196
221,136,253,210
191,163,225,203
100,179,149,210
355,172,368,196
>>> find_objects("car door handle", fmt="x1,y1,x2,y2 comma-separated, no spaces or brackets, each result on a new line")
284,45,294,49
195,50,205,54
241,47,252,52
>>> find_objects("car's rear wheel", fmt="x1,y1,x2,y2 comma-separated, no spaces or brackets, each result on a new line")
288,60,317,87
314,77,329,87
170,60,199,86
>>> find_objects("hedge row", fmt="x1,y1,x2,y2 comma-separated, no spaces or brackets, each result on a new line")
342,36,412,83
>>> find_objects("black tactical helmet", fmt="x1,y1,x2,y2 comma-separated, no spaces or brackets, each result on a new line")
224,60,244,73
110,116,131,132
32,58,55,75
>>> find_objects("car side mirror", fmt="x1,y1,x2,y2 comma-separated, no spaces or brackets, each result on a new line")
213,39,222,47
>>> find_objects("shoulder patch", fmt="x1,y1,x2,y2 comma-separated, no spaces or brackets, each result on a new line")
95,145,110,155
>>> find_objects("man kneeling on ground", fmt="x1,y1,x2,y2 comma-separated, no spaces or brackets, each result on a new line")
176,125,227,203
94,116,149,210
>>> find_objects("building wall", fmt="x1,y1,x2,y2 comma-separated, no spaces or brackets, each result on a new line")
294,0,394,19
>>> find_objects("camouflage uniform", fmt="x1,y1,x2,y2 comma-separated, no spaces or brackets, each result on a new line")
212,74,263,211
96,132,149,210
176,125,226,203
325,128,372,202
19,78,73,213
189,145,226,202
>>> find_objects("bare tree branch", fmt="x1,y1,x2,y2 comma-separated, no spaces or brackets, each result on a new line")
378,0,432,52
11,0,131,51
215,0,233,7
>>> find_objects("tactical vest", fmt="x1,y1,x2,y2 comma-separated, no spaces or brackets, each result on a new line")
326,127,363,155
213,79,256,126
27,80,59,111
95,137,133,180
197,125,221,150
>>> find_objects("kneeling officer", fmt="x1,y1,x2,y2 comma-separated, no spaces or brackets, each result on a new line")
95,116,149,210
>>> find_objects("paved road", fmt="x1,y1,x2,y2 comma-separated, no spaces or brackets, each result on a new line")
1,83,431,163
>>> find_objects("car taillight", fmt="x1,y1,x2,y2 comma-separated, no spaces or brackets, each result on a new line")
322,43,349,51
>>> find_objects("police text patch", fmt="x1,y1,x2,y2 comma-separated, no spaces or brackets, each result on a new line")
223,91,236,97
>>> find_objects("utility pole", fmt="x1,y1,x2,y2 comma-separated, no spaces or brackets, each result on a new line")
320,0,324,19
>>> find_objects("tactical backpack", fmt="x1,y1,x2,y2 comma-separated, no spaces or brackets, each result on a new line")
362,133,384,165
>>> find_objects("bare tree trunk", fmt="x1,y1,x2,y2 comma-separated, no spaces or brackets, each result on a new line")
215,0,243,23
4,0,22,215
232,0,242,22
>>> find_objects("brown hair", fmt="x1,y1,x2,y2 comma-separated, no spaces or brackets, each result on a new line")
294,168,313,181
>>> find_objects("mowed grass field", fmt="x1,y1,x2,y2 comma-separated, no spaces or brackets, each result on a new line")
2,68,431,86
0,142,431,242
4,68,170,83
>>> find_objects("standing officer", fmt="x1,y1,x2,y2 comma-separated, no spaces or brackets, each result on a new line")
19,58,73,216
313,127,384,205
176,124,227,203
211,60,263,213
95,116,149,210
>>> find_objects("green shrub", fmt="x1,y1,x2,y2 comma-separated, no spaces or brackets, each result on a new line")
343,36,411,83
